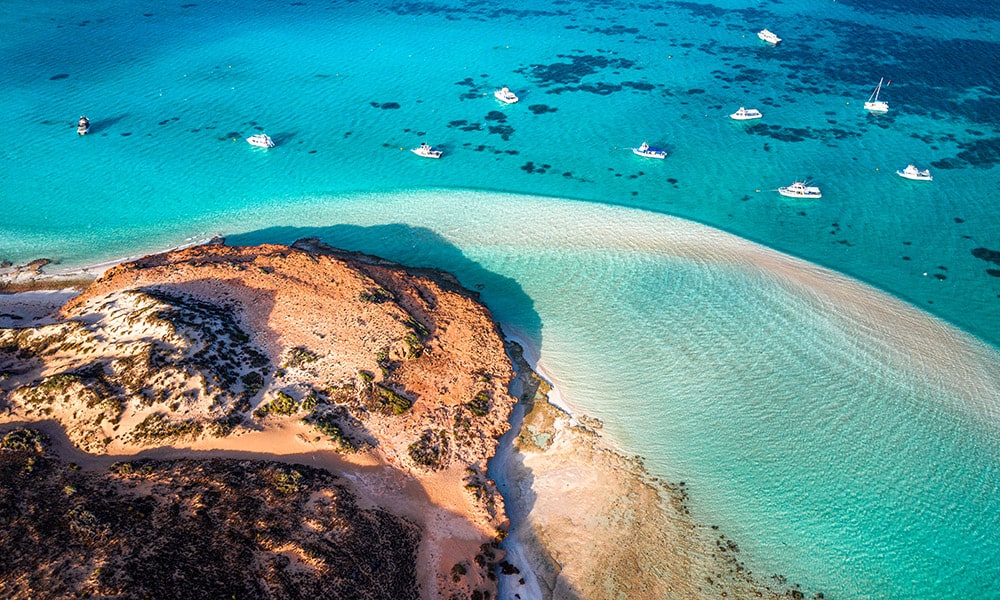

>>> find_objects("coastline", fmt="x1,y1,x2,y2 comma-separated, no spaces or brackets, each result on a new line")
495,339,819,600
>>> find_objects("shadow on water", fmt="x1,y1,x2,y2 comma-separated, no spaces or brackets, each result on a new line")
225,223,543,352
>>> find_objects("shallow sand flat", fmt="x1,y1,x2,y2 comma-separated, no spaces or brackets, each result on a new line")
496,344,814,599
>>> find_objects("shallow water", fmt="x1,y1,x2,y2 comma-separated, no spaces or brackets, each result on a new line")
226,191,1000,598
4,0,1000,596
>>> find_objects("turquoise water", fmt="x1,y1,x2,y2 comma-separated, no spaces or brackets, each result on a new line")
4,0,1000,597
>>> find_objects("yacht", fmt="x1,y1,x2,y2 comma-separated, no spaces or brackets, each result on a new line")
631,142,666,159
730,107,763,120
758,29,781,44
897,164,932,181
864,78,889,113
411,142,443,159
77,116,90,135
777,181,822,199
246,133,275,148
494,86,519,104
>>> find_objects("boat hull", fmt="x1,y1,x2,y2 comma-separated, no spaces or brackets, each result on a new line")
632,149,666,159
897,171,932,181
778,190,822,199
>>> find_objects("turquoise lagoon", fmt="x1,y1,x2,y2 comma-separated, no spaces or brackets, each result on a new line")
3,0,1000,597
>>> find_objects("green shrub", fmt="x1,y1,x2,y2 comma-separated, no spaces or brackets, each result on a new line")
131,413,202,443
360,287,394,303
255,391,298,418
282,346,319,369
305,412,355,451
0,428,48,453
376,385,412,415
404,316,429,337
301,391,319,412
467,391,490,417
407,430,448,468
240,371,265,396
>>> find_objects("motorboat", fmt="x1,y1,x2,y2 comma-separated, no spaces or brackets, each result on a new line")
730,106,763,120
494,86,519,104
77,116,90,135
777,181,822,199
246,133,275,148
864,77,889,113
631,142,666,159
758,29,781,44
411,142,443,159
897,164,932,181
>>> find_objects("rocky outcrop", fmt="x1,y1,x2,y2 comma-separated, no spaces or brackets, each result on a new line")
0,241,517,599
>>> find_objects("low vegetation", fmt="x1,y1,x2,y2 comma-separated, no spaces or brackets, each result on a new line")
0,441,421,599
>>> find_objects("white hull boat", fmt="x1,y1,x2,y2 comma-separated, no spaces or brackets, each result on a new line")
864,77,889,113
247,133,275,148
411,142,443,159
77,116,90,135
777,181,822,199
631,142,666,159
897,164,932,181
494,86,519,104
758,29,781,44
730,107,763,120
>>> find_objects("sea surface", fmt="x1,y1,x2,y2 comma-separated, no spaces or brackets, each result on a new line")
3,0,1000,598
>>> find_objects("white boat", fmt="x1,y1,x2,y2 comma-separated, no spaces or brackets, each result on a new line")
730,106,763,120
411,142,443,159
246,133,275,148
758,29,781,44
494,86,519,104
777,181,822,199
77,116,90,135
897,164,932,181
631,142,666,159
864,77,889,113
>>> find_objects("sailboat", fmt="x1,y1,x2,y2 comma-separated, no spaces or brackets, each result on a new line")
864,77,889,113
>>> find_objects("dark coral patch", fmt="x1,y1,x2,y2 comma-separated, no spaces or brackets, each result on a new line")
528,104,557,114
972,247,1000,265
49,74,70,81
488,125,514,140
380,102,401,110
518,54,636,87
623,81,655,91
484,111,507,122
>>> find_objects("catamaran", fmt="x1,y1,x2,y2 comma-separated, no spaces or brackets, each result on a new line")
864,77,889,113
